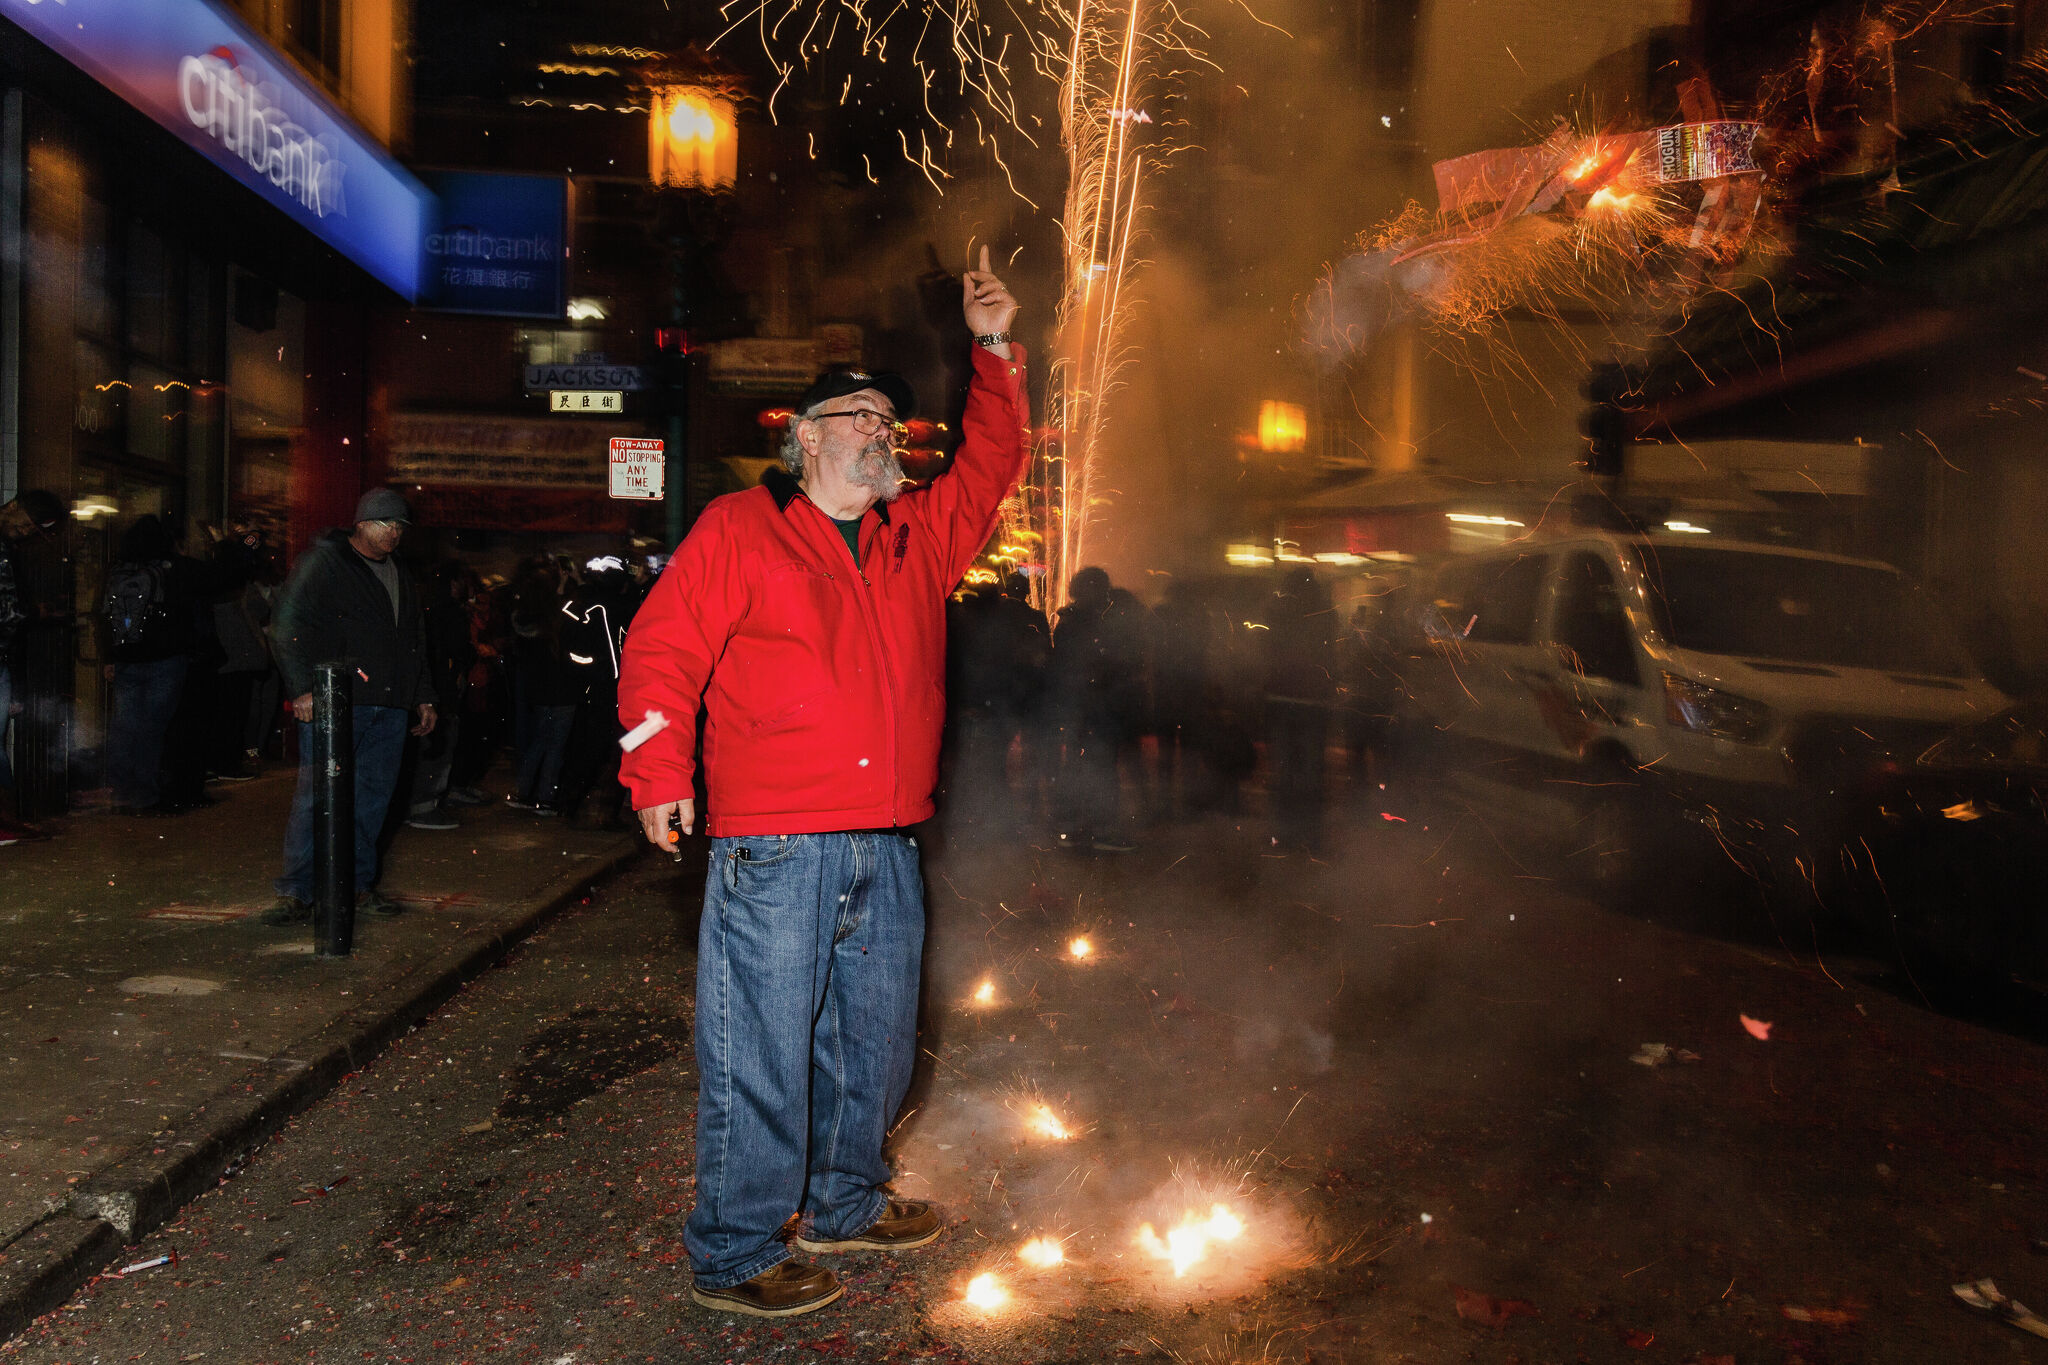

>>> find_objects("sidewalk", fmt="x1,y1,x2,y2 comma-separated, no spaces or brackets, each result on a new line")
0,765,642,1337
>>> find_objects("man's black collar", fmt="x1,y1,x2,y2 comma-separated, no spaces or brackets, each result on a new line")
764,465,890,523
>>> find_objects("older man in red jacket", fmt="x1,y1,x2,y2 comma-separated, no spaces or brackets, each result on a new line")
619,250,1025,1318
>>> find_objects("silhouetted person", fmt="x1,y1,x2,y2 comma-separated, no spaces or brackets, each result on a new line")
1336,598,1399,784
264,489,438,924
0,489,64,835
1152,585,1206,817
1103,585,1157,822
101,516,197,815
506,565,582,814
555,557,639,828
1264,568,1335,850
948,576,1048,833
404,561,481,830
1050,566,1133,851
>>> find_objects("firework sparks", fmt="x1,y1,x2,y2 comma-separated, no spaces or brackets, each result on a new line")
1308,112,1775,361
712,0,1203,615
1024,1102,1072,1140
971,977,998,1007
1018,1236,1066,1267
1021,0,1163,610
1068,935,1093,959
1136,1204,1246,1277
964,1271,1009,1309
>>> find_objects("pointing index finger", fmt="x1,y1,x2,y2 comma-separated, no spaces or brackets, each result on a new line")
979,244,992,275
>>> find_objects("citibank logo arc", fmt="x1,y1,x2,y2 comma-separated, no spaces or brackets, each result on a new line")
178,47,349,219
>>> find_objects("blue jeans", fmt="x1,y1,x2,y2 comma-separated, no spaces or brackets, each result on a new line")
107,657,189,808
275,706,410,901
685,831,926,1288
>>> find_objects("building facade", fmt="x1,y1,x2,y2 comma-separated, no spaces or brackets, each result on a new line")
0,0,420,814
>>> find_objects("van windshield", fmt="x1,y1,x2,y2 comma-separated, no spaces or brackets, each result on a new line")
1628,546,1972,677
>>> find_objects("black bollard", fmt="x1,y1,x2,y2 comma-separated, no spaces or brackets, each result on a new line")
312,662,355,957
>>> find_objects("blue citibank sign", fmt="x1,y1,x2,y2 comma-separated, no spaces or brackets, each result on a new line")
419,170,569,318
2,0,430,299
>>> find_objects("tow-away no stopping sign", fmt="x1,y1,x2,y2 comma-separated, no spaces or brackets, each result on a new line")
609,437,664,500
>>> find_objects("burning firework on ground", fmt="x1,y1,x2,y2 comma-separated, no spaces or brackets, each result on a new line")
963,1271,1010,1310
1025,1104,1073,1140
1018,1235,1068,1268
1003,1085,1080,1141
1067,935,1094,960
967,976,1000,1009
1135,1203,1246,1277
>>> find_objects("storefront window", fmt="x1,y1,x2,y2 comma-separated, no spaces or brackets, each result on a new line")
127,363,189,464
227,271,306,542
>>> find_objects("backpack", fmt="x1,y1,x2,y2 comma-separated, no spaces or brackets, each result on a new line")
104,561,174,654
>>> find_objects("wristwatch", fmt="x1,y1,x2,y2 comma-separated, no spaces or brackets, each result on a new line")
973,331,1012,348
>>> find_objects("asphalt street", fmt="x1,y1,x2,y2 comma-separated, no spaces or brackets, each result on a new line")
4,793,2044,1365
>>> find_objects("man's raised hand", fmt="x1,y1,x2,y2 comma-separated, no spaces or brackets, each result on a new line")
963,245,1019,351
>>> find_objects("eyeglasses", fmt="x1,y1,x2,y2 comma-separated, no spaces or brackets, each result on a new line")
807,408,909,442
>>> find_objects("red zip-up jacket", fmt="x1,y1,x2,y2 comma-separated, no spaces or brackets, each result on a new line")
617,344,1029,835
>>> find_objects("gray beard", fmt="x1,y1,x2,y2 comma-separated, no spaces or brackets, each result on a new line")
848,445,908,501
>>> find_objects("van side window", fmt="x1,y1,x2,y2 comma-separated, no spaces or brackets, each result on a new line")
1425,564,1479,640
1467,554,1547,645
1555,552,1640,685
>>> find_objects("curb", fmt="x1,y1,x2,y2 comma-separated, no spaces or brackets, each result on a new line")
0,835,645,1343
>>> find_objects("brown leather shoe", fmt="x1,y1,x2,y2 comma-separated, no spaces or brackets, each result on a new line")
690,1260,843,1317
795,1198,942,1253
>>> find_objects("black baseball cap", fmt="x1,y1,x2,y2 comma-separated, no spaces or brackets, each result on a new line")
794,367,916,421
352,488,413,525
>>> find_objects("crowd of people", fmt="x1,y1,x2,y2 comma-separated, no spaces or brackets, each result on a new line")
0,489,67,844
0,485,656,855
0,481,1404,864
943,563,1403,853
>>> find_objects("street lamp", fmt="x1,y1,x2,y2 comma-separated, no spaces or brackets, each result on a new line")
641,73,740,544
1258,400,1307,454
648,87,737,190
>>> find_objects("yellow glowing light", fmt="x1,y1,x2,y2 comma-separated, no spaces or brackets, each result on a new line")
1018,1237,1065,1268
1587,186,1639,213
1068,936,1092,959
1256,400,1308,454
1225,543,1276,567
1026,1104,1072,1141
971,978,996,1006
1567,152,1602,182
649,87,737,190
1135,1204,1245,1277
964,1272,1008,1309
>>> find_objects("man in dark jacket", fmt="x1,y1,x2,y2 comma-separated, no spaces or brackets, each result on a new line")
264,489,437,924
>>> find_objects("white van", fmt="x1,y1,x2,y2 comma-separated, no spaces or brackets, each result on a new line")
1400,533,2009,895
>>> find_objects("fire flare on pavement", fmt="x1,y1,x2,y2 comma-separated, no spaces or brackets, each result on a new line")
1018,1236,1066,1268
964,1271,1009,1310
1136,1204,1246,1277
1025,1102,1073,1141
1068,936,1093,959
